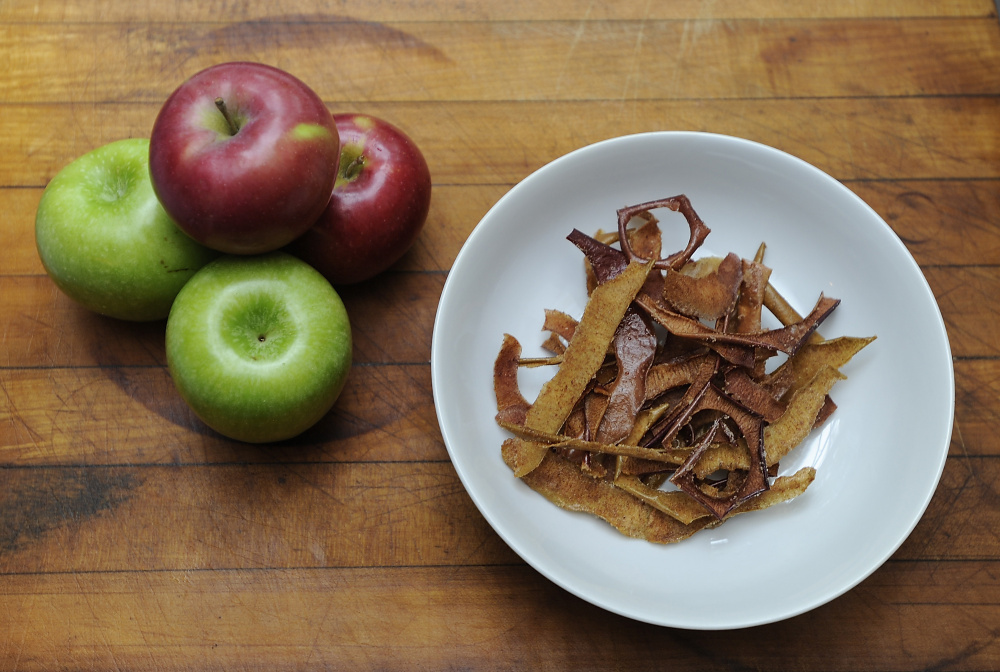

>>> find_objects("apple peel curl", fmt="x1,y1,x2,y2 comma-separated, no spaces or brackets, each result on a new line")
493,195,874,542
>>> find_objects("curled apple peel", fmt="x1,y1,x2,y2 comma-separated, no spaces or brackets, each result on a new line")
493,195,875,542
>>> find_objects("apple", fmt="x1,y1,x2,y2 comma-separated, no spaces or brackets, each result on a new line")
34,138,220,322
286,113,431,285
165,252,352,443
149,61,340,255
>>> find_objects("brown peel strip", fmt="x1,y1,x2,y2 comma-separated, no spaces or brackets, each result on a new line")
765,335,876,401
734,258,772,335
723,367,786,422
502,439,710,543
501,436,548,479
695,467,818,530
583,390,611,441
704,343,757,369
814,395,837,428
764,282,807,325
497,419,687,466
616,397,675,479
494,333,531,426
567,228,628,283
616,195,711,271
594,309,658,445
764,365,846,466
643,353,719,448
542,308,578,343
725,467,816,519
568,217,664,289
662,252,744,321
562,401,587,440
686,443,751,480
764,282,828,346
524,259,654,436
539,334,566,356
645,353,716,401
688,365,847,477
519,354,564,368
629,217,664,261
669,386,769,520
638,291,758,367
624,398,673,446
613,474,714,525
637,292,840,357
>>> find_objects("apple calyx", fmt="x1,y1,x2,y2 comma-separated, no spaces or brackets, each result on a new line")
335,142,367,188
214,97,241,136
96,163,139,204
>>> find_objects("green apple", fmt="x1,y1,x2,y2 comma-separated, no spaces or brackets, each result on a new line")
35,138,219,321
165,252,353,443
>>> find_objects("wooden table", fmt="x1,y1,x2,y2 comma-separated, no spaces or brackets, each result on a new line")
2,1,999,668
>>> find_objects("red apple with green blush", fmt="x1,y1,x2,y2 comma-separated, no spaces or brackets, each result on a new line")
288,113,432,285
149,62,340,255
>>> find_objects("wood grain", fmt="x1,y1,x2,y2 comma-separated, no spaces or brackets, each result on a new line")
2,1,999,669
4,98,999,190
0,449,997,578
2,561,1000,671
0,364,445,465
3,19,998,104
2,0,994,22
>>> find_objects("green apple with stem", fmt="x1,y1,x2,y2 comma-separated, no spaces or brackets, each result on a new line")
165,252,353,443
35,138,219,321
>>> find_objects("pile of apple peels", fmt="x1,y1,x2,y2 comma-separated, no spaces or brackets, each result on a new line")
493,195,875,544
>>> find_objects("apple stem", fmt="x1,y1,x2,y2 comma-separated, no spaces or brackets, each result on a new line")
214,97,239,136
343,154,366,181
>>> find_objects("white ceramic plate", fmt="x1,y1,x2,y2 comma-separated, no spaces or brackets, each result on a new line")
430,132,954,630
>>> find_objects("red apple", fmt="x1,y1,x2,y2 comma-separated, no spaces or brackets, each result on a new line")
287,113,431,284
149,61,339,255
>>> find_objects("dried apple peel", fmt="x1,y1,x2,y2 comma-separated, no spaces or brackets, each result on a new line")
524,259,653,434
492,194,873,543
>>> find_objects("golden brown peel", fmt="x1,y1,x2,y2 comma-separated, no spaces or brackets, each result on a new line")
735,258,773,335
497,419,687,466
492,194,873,543
524,260,653,435
613,474,716,525
502,438,711,544
763,365,847,466
509,259,653,477
644,352,715,401
541,308,578,343
662,252,744,321
767,336,877,401
686,365,848,478
494,333,531,426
